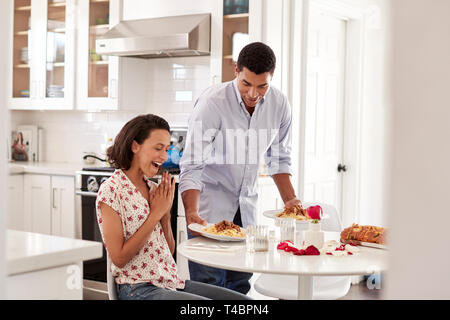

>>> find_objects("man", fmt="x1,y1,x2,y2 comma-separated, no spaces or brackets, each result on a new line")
179,42,301,294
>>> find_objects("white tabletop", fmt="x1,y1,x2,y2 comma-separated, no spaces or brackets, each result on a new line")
178,232,388,299
179,232,388,276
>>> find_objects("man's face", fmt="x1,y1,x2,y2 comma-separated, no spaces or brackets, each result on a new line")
235,66,272,109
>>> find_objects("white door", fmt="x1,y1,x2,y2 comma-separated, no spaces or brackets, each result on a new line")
303,11,347,217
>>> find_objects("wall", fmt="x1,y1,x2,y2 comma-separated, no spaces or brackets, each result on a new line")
385,0,450,299
352,0,389,227
0,0,11,299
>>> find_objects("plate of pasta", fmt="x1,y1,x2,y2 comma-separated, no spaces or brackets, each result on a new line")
263,204,329,224
188,220,246,242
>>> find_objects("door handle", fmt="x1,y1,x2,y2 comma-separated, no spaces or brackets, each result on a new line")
52,188,58,209
337,164,347,172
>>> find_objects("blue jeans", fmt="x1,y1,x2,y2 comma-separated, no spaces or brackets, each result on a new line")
117,280,251,300
188,208,253,294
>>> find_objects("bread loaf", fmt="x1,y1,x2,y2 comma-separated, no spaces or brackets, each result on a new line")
340,224,386,245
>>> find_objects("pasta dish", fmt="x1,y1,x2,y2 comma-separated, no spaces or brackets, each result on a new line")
203,220,246,238
275,204,311,221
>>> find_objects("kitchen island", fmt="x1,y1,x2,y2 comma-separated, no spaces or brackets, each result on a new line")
6,229,103,299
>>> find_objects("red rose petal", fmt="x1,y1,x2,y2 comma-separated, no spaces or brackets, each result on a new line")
305,245,320,255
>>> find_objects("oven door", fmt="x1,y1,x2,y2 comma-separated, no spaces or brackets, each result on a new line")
80,192,107,283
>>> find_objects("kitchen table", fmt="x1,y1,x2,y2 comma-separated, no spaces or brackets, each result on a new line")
178,232,388,300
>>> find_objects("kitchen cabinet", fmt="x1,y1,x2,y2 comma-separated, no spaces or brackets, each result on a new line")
76,0,147,111
8,174,25,231
23,173,75,238
211,0,262,84
9,0,76,110
24,174,52,234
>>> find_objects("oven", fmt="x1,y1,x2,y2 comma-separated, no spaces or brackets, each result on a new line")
76,167,188,299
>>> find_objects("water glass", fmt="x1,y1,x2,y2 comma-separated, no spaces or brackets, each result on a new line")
279,218,296,242
245,226,255,253
246,225,269,252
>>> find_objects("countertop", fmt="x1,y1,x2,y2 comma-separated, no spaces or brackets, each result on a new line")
8,161,102,176
7,229,103,276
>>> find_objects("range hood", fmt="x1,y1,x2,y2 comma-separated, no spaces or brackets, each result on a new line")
96,13,211,59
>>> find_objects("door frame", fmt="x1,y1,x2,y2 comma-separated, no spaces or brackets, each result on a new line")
287,0,374,226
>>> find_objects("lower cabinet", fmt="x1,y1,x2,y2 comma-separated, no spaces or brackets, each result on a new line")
23,174,75,238
8,174,25,231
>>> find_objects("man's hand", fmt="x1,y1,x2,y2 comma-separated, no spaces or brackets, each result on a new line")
185,211,207,236
284,197,302,208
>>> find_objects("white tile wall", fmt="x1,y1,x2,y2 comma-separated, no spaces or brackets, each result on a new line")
10,56,212,163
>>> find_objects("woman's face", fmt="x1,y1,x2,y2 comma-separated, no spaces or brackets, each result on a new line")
131,129,171,177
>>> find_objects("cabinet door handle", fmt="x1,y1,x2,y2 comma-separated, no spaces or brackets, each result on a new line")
52,188,57,209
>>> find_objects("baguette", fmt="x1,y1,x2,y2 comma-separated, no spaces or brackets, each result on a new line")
340,224,386,245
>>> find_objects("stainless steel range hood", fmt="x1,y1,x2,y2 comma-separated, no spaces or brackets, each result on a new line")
96,13,211,59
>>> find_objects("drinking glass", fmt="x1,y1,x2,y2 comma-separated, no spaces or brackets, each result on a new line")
245,225,255,253
279,218,296,242
246,225,269,252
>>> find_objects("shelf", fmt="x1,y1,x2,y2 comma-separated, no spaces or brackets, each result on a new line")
14,30,29,36
90,24,109,35
89,60,109,65
14,64,30,69
90,0,110,4
223,55,234,60
223,13,249,19
15,6,31,12
48,2,66,8
90,24,109,29
48,28,66,33
48,62,65,67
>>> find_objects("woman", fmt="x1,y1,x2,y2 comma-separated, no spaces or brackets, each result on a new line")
96,114,250,300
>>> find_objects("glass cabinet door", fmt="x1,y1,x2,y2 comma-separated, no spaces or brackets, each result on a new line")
222,0,249,82
88,0,110,98
12,0,32,98
45,0,66,98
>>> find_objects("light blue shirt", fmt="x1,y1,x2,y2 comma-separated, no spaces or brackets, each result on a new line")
179,79,293,227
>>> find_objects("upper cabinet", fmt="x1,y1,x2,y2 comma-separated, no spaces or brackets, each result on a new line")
211,0,262,84
76,0,147,111
10,0,76,110
9,0,146,111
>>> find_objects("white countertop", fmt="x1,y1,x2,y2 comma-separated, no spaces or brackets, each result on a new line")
8,161,101,176
7,229,103,276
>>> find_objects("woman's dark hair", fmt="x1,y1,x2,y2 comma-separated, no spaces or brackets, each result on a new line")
237,42,276,75
107,114,170,170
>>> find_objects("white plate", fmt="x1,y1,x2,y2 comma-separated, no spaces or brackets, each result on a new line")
263,209,329,224
188,223,246,242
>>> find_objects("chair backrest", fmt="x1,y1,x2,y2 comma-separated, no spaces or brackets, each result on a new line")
106,254,118,300
303,202,342,232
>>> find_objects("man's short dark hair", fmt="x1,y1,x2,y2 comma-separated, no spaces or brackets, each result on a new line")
237,42,276,75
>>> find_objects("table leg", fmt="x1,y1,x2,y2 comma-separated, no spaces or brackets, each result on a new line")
297,275,313,300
